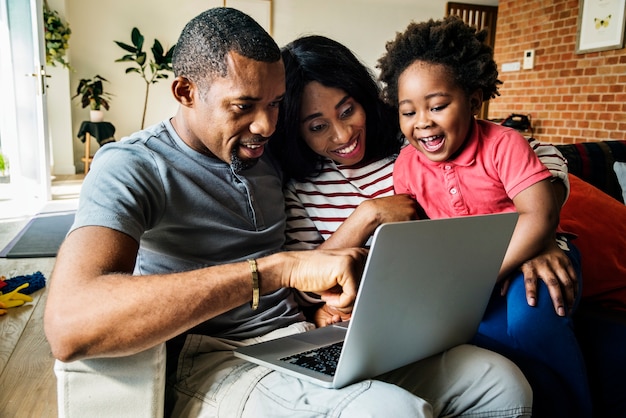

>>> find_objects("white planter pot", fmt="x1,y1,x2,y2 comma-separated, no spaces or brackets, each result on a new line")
90,110,104,122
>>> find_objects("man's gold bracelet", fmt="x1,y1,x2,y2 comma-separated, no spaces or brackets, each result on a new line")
248,259,259,310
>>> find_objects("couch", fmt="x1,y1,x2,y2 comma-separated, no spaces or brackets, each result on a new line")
54,141,626,418
556,140,626,204
554,140,626,418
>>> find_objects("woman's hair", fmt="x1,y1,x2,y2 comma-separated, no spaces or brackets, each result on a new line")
172,8,280,92
269,35,402,182
377,16,501,107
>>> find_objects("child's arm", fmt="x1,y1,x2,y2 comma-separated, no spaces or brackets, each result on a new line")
319,194,420,249
499,178,559,281
516,178,578,316
499,178,579,315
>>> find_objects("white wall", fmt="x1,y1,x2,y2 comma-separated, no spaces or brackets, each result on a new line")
47,64,75,175
45,0,75,176
272,0,443,72
65,0,210,171
63,0,497,171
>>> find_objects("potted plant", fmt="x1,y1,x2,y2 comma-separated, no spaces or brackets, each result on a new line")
0,152,8,183
72,75,113,122
43,0,71,69
115,27,175,129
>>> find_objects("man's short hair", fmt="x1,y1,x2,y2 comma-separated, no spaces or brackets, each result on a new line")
172,7,281,85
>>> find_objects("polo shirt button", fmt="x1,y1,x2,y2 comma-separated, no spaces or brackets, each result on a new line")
450,188,457,194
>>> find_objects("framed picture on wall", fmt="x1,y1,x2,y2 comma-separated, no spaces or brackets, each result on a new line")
576,0,626,54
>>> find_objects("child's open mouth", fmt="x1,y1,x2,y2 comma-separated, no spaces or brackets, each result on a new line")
420,135,445,152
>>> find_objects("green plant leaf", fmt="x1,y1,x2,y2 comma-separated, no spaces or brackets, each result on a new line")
131,27,144,51
165,45,176,61
115,27,175,129
152,39,164,59
72,75,113,110
115,55,136,63
43,3,72,69
114,41,137,54
136,52,147,66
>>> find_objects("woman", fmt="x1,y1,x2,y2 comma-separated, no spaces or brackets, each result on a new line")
270,35,589,417
272,36,419,250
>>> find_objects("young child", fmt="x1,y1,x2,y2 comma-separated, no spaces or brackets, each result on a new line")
377,16,591,418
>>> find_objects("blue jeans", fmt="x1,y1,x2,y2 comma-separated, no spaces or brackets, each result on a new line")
473,239,592,418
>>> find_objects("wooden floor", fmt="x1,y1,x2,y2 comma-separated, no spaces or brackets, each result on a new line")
0,175,83,417
0,219,57,417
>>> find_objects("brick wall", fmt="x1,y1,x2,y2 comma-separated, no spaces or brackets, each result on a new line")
489,0,626,144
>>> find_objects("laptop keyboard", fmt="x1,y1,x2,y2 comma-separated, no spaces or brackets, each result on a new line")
280,341,344,376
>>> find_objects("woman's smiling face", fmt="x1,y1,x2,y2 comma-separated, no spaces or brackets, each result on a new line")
299,81,367,166
397,61,481,162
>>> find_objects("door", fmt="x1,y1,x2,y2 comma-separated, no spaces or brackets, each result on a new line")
446,2,498,120
0,0,51,203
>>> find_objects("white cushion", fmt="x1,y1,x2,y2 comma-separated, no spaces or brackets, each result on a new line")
614,161,626,203
54,343,166,418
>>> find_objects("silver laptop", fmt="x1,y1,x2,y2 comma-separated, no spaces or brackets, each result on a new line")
234,212,518,389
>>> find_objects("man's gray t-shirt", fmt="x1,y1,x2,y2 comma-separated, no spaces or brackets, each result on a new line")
72,119,305,340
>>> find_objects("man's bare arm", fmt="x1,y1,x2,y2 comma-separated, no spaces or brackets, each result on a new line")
44,226,367,362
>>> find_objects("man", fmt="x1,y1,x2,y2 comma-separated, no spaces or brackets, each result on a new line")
45,8,532,417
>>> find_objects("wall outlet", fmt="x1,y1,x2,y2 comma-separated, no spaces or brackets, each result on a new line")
502,62,521,72
523,49,535,70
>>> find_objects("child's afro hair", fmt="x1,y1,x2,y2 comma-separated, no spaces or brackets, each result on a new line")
377,15,502,106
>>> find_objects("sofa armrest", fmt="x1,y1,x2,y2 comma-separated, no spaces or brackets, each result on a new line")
54,343,166,418
555,140,626,203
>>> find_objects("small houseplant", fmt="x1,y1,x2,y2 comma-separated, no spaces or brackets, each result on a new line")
0,152,8,182
72,75,113,122
43,0,71,69
115,27,175,129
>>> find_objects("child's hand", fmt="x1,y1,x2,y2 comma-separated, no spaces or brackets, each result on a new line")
314,304,352,327
359,194,421,225
507,241,577,316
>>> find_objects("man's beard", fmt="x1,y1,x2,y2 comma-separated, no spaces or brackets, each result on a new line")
230,148,259,173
